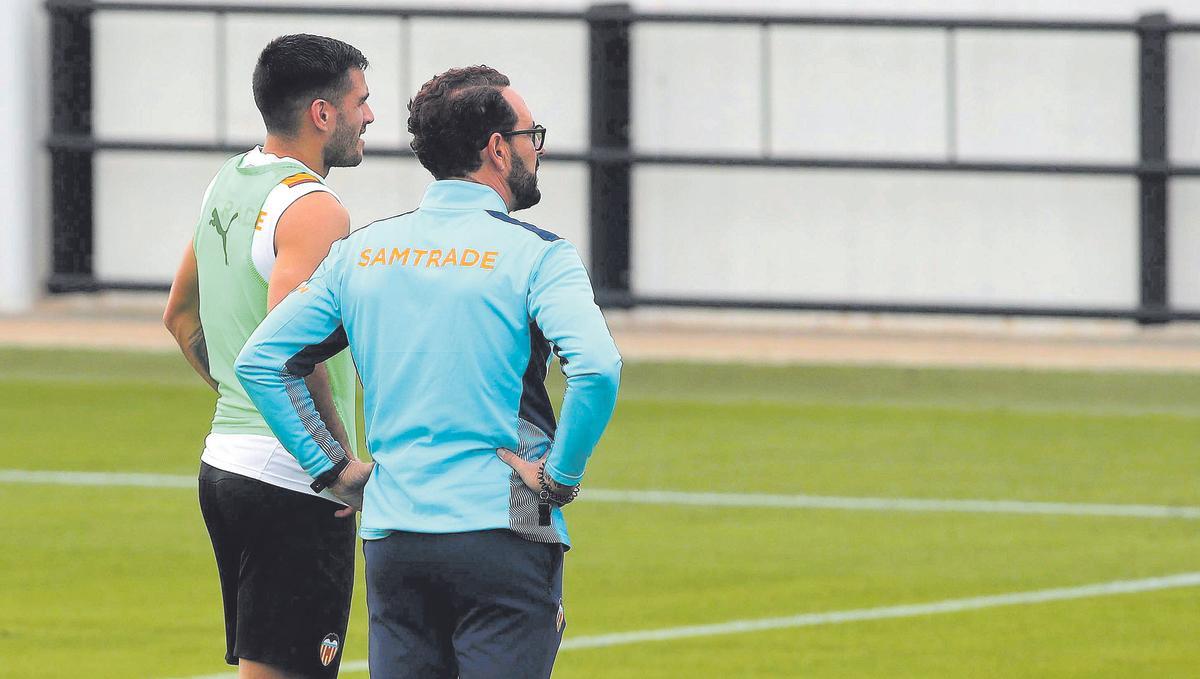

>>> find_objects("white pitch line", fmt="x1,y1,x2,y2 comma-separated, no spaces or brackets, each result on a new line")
172,571,1200,679
556,572,1200,650
4,469,1199,520
584,488,1200,520
0,469,196,489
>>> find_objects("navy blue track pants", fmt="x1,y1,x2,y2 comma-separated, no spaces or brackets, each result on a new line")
364,529,566,679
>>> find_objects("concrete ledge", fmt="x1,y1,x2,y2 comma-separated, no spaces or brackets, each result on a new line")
3,293,1199,371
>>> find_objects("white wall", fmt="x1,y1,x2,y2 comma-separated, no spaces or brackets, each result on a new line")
19,0,1200,313
625,22,1150,308
768,26,949,159
633,168,1137,307
1168,36,1200,309
0,0,38,314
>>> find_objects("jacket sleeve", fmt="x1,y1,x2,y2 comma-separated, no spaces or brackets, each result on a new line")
527,240,622,486
235,246,352,489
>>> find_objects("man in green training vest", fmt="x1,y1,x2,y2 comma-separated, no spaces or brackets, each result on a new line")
163,34,375,679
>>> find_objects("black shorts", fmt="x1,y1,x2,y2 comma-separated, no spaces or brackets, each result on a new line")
198,461,356,678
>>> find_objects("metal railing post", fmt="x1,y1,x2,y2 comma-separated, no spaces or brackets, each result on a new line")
587,2,633,307
49,0,95,292
1137,12,1169,324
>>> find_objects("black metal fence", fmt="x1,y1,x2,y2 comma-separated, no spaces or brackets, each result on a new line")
46,0,1200,323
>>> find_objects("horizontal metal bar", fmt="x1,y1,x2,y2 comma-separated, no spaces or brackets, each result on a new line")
631,12,1139,32
45,0,585,21
46,136,594,163
47,274,168,293
49,137,251,154
50,136,1200,177
628,153,1149,176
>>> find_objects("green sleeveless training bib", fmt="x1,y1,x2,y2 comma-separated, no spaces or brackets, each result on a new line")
193,153,358,453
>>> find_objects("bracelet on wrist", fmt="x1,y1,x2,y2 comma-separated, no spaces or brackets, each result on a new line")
537,462,579,507
310,456,350,493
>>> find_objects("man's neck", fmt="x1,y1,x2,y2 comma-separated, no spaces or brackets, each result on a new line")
262,135,328,178
457,173,513,211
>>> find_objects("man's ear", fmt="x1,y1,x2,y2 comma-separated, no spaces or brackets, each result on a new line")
309,100,333,132
484,133,508,171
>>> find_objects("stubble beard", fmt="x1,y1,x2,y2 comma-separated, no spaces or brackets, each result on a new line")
324,116,364,169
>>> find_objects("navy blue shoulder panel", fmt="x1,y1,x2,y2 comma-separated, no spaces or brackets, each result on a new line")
354,208,418,235
486,210,561,242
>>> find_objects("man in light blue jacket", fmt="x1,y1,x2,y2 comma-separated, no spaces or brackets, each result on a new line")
236,65,622,679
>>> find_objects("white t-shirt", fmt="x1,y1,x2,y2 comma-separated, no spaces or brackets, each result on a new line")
200,147,346,502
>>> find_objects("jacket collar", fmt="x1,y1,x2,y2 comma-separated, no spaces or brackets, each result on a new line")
418,179,509,213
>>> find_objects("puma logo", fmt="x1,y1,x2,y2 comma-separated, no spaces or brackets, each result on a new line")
209,209,238,265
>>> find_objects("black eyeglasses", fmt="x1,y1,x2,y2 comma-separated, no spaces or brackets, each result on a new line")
500,124,546,151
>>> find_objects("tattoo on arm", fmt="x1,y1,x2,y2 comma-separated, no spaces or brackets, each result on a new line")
186,327,220,392
188,327,209,373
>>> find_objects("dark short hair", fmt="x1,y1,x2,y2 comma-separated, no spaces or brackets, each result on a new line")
252,34,369,136
408,66,516,179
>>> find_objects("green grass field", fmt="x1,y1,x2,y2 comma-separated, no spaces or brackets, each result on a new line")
1,347,1197,678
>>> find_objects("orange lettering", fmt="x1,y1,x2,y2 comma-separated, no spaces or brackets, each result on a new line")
254,210,267,231
389,247,410,265
358,248,372,267
427,249,442,267
461,249,480,267
411,249,428,266
371,249,388,266
481,251,498,270
441,248,458,267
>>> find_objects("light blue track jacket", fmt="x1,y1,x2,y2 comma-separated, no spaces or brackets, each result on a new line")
236,180,622,547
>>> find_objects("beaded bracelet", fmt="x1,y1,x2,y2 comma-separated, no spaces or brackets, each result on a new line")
537,462,580,507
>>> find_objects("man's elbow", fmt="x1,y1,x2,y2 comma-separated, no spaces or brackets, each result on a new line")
162,308,202,349
162,305,184,337
583,349,622,400
601,352,622,390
